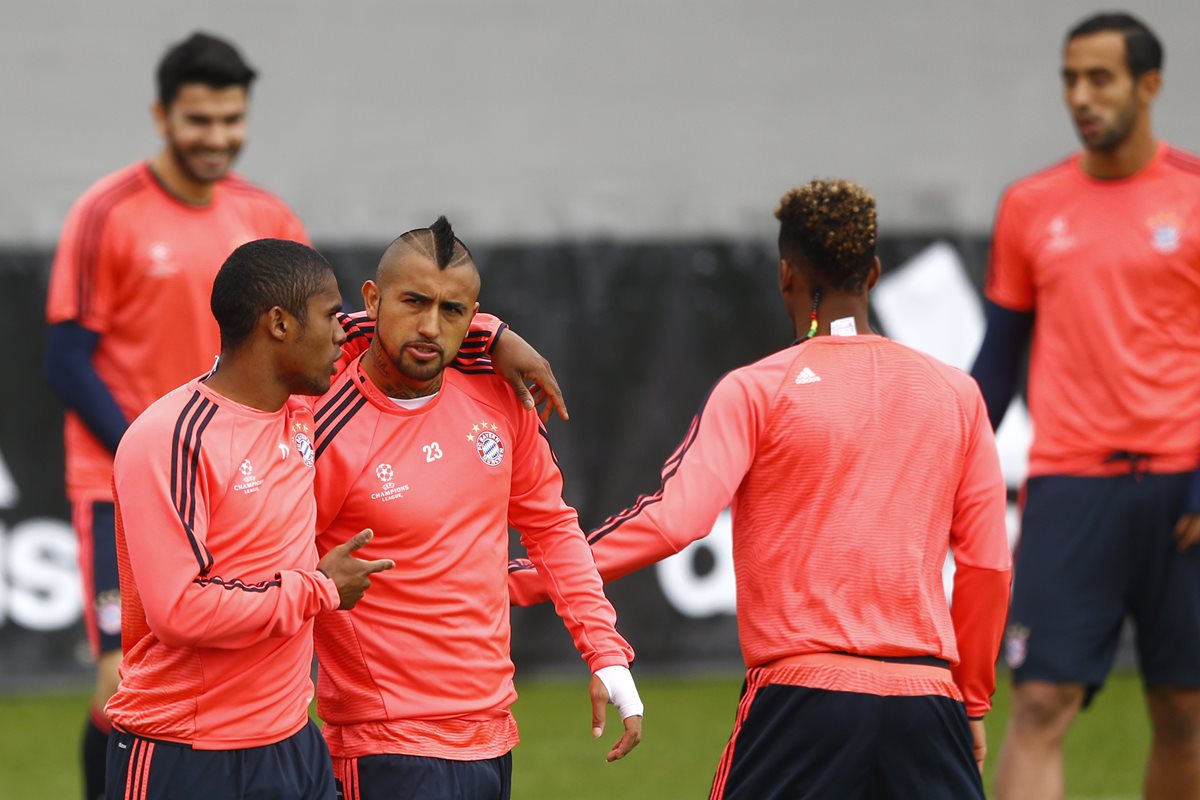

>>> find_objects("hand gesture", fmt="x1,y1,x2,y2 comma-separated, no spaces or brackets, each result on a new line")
317,529,394,609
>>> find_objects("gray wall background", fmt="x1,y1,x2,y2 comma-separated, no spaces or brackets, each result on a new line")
5,0,1200,246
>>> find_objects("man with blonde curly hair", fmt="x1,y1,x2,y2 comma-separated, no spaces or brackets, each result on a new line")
509,179,1012,798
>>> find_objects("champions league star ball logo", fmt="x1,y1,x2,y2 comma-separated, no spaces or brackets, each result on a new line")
291,422,315,468
375,463,393,483
466,420,505,467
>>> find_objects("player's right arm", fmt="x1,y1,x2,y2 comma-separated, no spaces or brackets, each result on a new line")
508,371,760,606
113,418,341,650
44,189,131,454
970,189,1036,430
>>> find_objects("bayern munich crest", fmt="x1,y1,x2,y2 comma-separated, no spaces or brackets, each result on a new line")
466,420,505,467
292,422,315,468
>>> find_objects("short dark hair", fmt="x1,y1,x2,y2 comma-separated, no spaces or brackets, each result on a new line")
776,180,877,293
156,32,257,107
211,239,333,351
1066,12,1163,78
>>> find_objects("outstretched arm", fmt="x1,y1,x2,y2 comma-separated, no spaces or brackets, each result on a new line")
509,371,761,605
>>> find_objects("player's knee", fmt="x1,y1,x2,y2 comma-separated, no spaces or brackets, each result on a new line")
1009,682,1084,737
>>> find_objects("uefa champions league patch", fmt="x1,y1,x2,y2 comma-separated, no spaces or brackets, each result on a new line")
466,420,505,466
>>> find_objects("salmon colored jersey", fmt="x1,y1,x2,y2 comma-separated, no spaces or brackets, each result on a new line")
106,379,339,749
45,162,308,502
310,358,633,761
985,142,1200,476
510,336,1012,717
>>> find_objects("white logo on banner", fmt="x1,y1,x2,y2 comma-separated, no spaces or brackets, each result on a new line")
0,448,82,631
0,449,18,509
655,242,1028,618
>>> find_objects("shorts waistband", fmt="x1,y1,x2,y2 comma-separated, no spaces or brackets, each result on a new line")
762,652,952,680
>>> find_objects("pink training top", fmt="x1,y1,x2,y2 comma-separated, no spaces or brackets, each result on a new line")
511,336,1011,717
46,162,307,502
986,141,1200,476
310,357,633,761
107,380,337,749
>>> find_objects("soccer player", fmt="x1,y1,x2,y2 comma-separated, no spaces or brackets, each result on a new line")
972,13,1200,800
43,32,566,798
309,217,643,800
509,180,1012,798
105,239,395,799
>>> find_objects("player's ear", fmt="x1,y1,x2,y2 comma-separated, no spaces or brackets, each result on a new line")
152,101,168,138
778,258,794,296
1137,68,1162,106
265,306,289,342
362,280,381,320
866,256,882,290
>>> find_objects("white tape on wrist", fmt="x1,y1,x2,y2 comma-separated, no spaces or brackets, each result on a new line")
595,665,644,719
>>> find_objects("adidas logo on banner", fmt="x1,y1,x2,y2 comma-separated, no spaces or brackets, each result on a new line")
795,367,821,384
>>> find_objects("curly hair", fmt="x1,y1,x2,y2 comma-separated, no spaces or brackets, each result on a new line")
775,179,877,292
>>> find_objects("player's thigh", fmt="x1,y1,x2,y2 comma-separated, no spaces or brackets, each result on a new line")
873,695,984,800
73,499,122,658
1006,475,1129,690
1130,473,1200,689
107,722,335,800
714,685,875,800
341,752,511,800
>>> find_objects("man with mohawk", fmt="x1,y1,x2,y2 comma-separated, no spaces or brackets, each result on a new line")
309,217,643,799
509,180,1011,798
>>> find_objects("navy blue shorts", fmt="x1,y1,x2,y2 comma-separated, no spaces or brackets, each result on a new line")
106,721,335,799
74,499,122,656
1005,473,1200,702
709,684,982,799
334,752,512,800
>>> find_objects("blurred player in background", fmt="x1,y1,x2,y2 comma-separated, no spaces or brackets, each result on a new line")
310,217,642,800
43,32,566,799
972,12,1200,800
106,239,394,799
510,180,1012,798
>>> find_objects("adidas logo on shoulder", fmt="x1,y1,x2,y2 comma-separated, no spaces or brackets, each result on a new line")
795,367,821,384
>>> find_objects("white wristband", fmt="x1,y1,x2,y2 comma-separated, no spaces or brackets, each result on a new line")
594,665,644,719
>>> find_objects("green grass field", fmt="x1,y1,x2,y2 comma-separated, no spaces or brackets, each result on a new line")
0,672,1148,799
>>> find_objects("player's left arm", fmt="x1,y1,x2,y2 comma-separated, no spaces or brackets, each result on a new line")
506,406,642,760
948,383,1013,720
